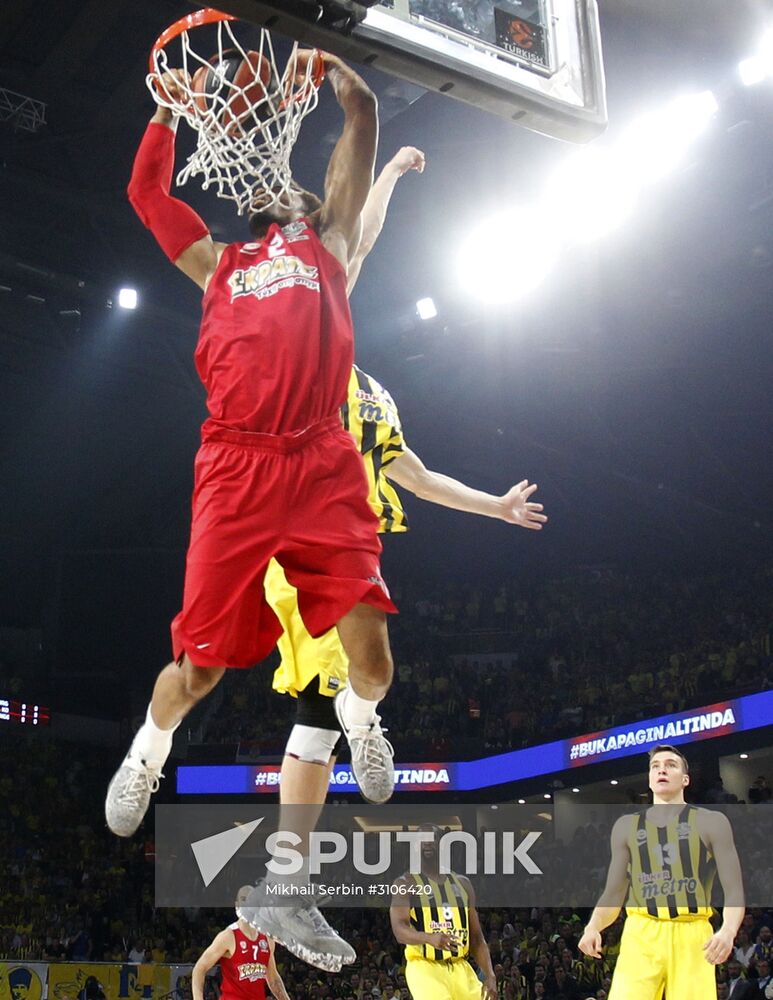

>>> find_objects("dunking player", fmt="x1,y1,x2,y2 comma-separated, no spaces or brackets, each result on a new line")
107,53,395,968
579,745,745,1000
390,824,497,1000
192,887,290,1000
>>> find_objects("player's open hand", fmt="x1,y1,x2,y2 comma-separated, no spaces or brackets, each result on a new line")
500,480,547,529
154,68,190,106
391,146,426,175
703,927,735,965
482,976,497,1000
285,48,324,89
578,927,603,959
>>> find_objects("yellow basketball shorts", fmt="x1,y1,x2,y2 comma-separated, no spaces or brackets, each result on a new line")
609,913,716,1000
265,557,349,699
406,959,482,1000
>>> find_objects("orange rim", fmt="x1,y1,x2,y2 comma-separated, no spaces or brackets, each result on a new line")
148,8,237,73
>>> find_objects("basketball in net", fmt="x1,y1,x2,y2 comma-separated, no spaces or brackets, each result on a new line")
147,9,325,215
190,49,281,135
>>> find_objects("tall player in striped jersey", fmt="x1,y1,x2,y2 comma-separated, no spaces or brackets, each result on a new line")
265,143,545,807
192,887,291,1000
579,745,745,1000
390,824,497,1000
240,146,545,963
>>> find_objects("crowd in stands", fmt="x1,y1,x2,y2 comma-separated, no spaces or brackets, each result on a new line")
2,563,772,999
204,565,773,759
2,737,773,998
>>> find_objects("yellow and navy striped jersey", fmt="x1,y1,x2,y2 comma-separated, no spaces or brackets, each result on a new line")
625,806,716,920
404,873,470,962
341,365,408,533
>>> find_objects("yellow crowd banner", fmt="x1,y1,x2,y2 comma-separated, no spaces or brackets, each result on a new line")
0,963,193,1000
0,962,48,1000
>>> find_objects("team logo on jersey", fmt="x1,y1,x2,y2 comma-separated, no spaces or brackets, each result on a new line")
354,387,401,430
228,256,320,301
635,829,648,845
282,220,310,242
239,941,247,951
237,963,267,981
677,822,692,840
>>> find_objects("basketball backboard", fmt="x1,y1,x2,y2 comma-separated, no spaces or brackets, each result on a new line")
213,0,607,142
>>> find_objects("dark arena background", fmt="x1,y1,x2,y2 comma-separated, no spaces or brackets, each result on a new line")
1,2,772,1000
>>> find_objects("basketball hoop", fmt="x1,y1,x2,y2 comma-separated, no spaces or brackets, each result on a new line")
147,8,325,215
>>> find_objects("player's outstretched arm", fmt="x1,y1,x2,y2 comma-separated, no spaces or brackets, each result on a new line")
191,930,234,1000
385,448,547,529
314,53,378,269
579,816,631,959
265,940,291,1000
700,810,745,965
127,70,224,291
347,146,425,294
463,878,498,1000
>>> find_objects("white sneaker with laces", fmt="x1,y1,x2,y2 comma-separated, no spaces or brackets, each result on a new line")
334,690,395,804
105,757,163,837
237,882,354,972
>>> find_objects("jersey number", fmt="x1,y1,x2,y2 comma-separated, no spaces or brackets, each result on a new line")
653,843,678,867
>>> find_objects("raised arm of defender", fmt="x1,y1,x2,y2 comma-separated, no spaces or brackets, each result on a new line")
386,450,547,530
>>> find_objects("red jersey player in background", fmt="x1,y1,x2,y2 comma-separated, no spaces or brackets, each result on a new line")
192,887,290,1000
107,50,397,970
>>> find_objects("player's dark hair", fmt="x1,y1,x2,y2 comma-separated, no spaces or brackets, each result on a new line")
648,744,689,773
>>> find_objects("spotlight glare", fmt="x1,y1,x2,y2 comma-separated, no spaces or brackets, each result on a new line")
740,753,749,759
457,207,558,303
572,787,580,793
610,779,619,786
619,91,718,185
739,56,767,86
517,798,526,804
118,287,138,310
416,297,437,320
543,792,551,799
546,149,638,243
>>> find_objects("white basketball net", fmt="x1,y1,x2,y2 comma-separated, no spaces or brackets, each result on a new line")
148,18,322,215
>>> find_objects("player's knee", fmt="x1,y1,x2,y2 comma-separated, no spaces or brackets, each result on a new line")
182,662,225,700
355,643,393,688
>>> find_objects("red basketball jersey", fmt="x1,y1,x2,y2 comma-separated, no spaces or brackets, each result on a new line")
219,923,270,1000
197,219,353,435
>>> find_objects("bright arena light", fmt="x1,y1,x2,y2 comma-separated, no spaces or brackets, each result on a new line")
740,29,773,85
416,297,437,320
619,90,719,184
118,287,138,310
739,56,767,86
457,206,558,303
545,148,638,244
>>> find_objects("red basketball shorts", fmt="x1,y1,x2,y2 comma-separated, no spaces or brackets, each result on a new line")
171,415,396,668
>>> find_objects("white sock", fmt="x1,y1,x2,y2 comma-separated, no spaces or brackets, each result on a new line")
340,686,379,728
128,704,179,770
